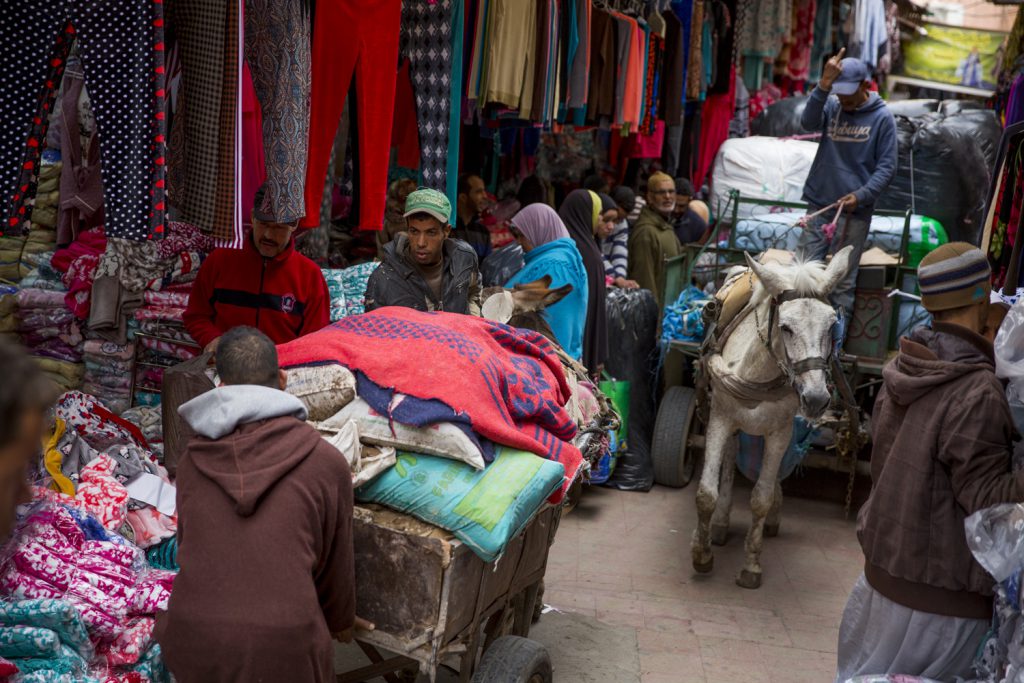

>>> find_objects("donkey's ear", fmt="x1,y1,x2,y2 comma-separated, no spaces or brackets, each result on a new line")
481,290,515,323
513,276,553,291
542,284,573,308
823,246,855,295
744,252,786,296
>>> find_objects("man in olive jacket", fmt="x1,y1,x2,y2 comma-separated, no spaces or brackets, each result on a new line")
627,172,682,309
837,243,1024,682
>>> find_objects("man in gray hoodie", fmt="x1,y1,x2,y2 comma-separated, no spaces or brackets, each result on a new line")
157,326,368,682
798,49,898,324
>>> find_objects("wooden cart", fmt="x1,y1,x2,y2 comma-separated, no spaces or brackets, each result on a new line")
337,503,561,683
652,193,919,509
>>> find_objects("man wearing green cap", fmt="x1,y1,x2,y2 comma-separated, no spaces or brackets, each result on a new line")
836,243,1024,681
365,188,482,315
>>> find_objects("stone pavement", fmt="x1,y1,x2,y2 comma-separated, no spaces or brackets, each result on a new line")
534,483,863,683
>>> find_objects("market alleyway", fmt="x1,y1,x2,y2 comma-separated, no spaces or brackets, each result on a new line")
337,482,863,682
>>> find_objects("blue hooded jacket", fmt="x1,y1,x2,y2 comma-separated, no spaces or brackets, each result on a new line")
801,88,898,217
505,238,589,361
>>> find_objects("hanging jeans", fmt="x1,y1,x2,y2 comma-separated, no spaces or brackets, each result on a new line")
245,0,310,224
401,0,453,193
0,0,167,241
302,0,402,231
167,0,238,241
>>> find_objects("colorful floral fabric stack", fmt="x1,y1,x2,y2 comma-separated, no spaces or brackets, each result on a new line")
0,505,174,682
16,274,85,386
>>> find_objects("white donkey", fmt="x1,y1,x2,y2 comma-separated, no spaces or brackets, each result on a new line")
691,246,854,589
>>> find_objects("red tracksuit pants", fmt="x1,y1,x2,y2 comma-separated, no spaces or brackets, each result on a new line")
301,0,401,231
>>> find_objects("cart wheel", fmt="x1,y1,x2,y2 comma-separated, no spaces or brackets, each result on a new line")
652,386,701,488
471,636,552,683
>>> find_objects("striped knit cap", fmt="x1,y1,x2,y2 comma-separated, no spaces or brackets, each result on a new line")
917,242,991,312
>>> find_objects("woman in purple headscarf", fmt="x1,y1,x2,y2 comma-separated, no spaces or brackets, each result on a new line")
505,203,589,361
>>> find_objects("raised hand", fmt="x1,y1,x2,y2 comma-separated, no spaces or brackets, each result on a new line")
821,47,846,90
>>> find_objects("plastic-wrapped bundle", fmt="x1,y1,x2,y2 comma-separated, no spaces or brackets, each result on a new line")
875,112,993,244
481,243,525,287
749,96,808,137
603,288,659,492
995,299,1024,404
750,97,941,138
728,209,948,266
662,287,711,344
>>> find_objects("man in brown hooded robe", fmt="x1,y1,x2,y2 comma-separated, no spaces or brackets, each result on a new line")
156,326,356,682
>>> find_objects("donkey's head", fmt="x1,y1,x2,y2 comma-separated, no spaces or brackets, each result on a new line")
743,246,854,419
481,276,573,345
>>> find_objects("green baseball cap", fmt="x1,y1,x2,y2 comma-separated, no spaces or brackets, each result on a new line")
404,188,451,224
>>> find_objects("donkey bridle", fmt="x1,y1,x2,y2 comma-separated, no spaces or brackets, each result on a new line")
757,289,833,384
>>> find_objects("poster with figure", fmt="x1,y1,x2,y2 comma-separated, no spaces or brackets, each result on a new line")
902,23,1006,90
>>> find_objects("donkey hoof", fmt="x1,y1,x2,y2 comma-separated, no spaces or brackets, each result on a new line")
736,569,762,590
764,523,780,538
693,556,714,574
710,525,729,546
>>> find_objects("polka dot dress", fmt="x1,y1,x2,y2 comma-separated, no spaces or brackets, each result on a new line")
0,0,167,241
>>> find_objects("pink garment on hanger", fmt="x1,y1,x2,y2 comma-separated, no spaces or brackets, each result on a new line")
695,66,736,190
241,61,266,239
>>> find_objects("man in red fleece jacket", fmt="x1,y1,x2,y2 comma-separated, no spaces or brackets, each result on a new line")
184,190,331,352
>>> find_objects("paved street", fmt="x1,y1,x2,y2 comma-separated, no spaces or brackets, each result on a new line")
533,482,862,682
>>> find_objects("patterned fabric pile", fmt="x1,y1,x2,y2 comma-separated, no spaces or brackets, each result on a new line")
45,392,177,551
321,262,379,322
0,507,173,682
0,153,64,284
81,341,135,416
16,266,85,392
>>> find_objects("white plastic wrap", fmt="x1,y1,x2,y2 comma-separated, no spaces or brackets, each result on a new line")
995,299,1024,404
709,136,819,218
965,504,1024,583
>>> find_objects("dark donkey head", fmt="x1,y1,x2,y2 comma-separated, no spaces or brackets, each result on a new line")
481,276,573,346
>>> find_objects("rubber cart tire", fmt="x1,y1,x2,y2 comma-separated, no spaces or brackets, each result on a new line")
652,386,699,488
471,636,552,683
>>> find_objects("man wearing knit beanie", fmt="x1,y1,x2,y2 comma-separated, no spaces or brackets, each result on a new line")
836,243,1024,681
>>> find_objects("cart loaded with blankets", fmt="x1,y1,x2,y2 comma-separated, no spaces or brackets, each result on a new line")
160,306,620,682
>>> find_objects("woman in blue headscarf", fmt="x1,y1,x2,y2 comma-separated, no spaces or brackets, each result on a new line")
505,204,589,361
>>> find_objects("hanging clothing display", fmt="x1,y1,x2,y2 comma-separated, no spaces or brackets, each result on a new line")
479,0,538,112
57,58,104,248
402,0,455,194
850,0,886,70
983,123,1024,293
808,0,833,83
784,0,816,82
244,0,311,225
240,62,266,238
587,8,617,122
303,0,402,232
0,0,167,242
736,0,791,59
168,0,238,242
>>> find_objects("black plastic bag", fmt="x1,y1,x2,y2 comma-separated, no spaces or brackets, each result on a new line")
876,111,993,244
750,96,808,137
751,97,941,138
481,243,525,287
603,288,660,492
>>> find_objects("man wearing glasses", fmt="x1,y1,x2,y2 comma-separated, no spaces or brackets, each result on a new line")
628,172,683,308
183,187,332,353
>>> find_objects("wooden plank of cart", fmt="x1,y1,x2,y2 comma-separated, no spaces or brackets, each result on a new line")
338,501,561,683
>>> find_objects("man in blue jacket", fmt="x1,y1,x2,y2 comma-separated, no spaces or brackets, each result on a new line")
798,49,898,323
